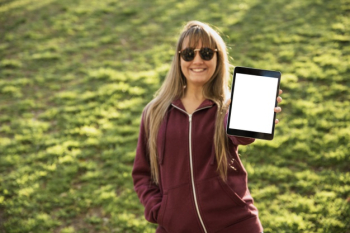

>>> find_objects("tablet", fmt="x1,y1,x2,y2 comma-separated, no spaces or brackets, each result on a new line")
226,66,281,140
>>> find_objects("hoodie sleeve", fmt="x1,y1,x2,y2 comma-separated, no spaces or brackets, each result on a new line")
132,113,162,224
224,113,255,146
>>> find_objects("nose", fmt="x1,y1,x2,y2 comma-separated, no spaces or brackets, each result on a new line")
192,49,204,63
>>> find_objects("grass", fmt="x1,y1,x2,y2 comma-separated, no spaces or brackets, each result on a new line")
0,0,349,232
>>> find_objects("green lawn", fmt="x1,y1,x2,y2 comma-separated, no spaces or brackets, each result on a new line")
0,0,349,232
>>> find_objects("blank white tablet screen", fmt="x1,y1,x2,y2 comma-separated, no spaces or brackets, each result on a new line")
229,73,278,134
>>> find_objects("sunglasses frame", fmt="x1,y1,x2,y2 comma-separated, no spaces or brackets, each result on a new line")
178,47,218,61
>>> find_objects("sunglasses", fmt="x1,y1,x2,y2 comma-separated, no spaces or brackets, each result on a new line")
178,47,218,61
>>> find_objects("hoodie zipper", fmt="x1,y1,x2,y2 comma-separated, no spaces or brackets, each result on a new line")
171,104,212,233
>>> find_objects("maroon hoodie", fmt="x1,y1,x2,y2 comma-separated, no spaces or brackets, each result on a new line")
132,99,263,233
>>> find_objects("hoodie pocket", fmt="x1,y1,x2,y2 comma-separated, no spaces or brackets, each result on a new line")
158,183,202,233
196,176,252,233
217,177,246,206
157,193,168,226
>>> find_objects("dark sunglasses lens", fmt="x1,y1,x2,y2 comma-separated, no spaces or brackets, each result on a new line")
200,48,214,60
181,48,195,61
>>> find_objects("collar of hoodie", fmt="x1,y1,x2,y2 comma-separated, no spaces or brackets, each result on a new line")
157,98,215,165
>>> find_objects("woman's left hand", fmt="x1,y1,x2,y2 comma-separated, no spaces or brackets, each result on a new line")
274,89,283,124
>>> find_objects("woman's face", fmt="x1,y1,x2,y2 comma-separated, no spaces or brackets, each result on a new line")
180,37,217,88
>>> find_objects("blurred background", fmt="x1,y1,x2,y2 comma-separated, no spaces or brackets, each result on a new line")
0,0,349,232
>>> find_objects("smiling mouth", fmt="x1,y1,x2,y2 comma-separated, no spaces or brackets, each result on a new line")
190,68,206,72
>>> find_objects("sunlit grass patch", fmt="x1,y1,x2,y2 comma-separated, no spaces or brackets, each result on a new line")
0,59,22,68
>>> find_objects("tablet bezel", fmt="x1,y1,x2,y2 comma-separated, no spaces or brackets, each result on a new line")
226,66,281,140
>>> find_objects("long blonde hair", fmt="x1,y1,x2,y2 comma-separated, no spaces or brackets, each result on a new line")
144,21,231,184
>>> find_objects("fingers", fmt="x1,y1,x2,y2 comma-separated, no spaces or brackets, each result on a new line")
274,107,282,113
275,89,283,125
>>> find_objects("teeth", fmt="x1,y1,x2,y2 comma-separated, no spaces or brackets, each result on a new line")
192,69,205,72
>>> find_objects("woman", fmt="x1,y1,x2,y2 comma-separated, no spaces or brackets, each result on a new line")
132,21,282,233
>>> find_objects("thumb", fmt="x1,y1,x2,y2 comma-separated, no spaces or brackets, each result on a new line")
224,99,231,109
221,99,231,115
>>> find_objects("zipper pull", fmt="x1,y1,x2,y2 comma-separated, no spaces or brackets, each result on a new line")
189,114,192,122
